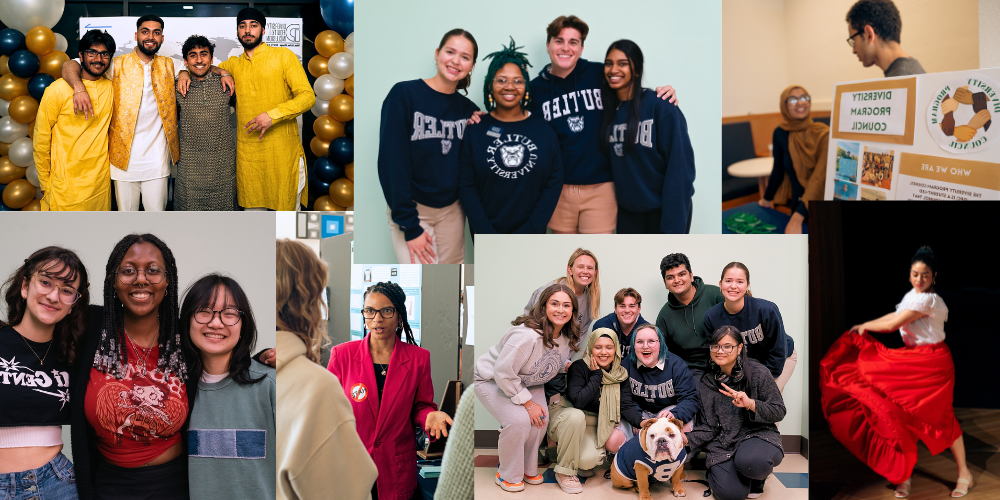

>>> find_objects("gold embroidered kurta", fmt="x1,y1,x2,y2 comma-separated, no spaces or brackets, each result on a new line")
108,52,180,170
219,42,315,210
33,78,114,211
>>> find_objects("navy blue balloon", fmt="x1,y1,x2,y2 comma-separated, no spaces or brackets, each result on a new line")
345,119,353,138
28,73,55,100
314,156,345,183
310,176,332,198
320,0,354,36
0,29,26,57
8,50,40,79
329,137,353,164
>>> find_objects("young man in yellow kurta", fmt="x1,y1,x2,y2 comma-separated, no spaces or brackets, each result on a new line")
212,8,315,211
33,30,116,211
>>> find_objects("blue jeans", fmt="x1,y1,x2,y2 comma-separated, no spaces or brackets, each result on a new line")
0,452,78,499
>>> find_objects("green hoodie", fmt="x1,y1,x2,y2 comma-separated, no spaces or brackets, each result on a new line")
655,276,724,371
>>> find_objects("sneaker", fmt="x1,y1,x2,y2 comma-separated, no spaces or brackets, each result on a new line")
578,468,595,478
556,473,583,494
523,472,545,485
495,471,525,492
747,478,764,498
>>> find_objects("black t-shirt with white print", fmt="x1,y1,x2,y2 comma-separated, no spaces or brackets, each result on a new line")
0,326,72,426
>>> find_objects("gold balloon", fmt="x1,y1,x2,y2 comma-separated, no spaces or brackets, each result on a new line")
313,195,343,211
312,115,345,142
9,95,39,125
315,30,345,58
21,199,41,211
345,162,354,182
0,55,8,76
308,55,329,78
0,156,26,184
26,26,56,56
0,74,28,101
329,94,354,122
0,141,10,156
329,178,354,207
310,136,330,157
345,75,354,97
3,179,35,209
39,51,69,79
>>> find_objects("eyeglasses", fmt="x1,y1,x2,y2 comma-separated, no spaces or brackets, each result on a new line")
83,49,112,59
493,77,526,87
709,344,737,353
31,274,81,304
362,307,396,319
846,32,863,48
635,340,659,347
194,307,242,325
786,95,811,106
116,266,165,284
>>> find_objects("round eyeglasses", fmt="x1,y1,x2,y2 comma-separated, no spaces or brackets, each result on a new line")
194,308,242,325
31,274,81,305
785,95,811,106
361,307,396,319
116,266,165,284
709,344,737,353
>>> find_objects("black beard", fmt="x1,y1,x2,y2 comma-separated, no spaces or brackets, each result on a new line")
240,35,262,51
138,41,161,57
83,61,107,78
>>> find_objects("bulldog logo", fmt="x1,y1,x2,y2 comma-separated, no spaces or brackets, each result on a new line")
500,144,525,168
350,383,368,402
441,139,452,155
568,116,584,133
614,143,624,157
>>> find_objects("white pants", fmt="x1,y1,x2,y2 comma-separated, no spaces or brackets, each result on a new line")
244,158,305,211
115,178,168,211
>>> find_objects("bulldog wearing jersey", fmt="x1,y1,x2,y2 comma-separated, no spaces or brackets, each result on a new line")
611,417,688,499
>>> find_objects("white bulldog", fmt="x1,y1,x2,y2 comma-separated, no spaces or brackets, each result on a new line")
611,417,688,499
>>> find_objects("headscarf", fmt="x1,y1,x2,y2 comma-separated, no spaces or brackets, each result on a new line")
583,328,629,448
773,85,830,208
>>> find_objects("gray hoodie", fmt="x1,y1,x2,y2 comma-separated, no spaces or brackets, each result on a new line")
474,325,571,405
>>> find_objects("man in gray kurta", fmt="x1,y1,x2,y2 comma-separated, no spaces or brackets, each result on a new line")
174,35,237,210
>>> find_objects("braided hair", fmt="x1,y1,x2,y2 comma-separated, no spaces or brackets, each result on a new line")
363,282,416,345
94,234,187,382
481,37,532,113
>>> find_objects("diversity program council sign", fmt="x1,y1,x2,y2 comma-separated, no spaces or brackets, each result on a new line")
264,22,301,48
926,75,999,154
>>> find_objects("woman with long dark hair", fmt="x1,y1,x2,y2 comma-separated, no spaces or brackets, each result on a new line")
458,38,563,235
328,281,452,500
1,247,90,499
688,325,786,500
180,274,275,500
599,39,695,234
378,28,481,264
820,247,972,498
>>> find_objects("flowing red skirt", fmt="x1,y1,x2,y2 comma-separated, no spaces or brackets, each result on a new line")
819,331,962,484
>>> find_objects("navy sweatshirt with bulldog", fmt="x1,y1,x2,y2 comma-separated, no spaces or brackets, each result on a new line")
620,353,699,428
702,296,794,378
458,112,563,234
378,79,480,241
606,88,696,233
529,60,610,185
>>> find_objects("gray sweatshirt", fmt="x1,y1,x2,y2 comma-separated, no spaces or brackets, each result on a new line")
475,325,572,405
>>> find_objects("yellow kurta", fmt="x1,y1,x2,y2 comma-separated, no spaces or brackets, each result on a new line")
33,78,113,211
220,42,315,210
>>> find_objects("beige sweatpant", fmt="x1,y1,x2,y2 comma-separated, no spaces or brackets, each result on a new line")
387,199,465,264
545,398,604,476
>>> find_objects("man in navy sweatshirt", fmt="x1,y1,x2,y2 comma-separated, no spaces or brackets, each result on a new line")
591,287,648,361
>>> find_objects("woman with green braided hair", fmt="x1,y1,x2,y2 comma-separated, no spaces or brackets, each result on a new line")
458,37,564,235
327,281,452,500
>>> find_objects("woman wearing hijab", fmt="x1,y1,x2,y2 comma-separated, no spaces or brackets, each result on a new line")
758,85,829,234
544,327,629,493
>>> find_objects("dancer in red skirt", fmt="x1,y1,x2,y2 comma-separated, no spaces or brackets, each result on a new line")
820,246,973,498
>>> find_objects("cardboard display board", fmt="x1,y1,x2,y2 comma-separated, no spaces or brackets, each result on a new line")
825,68,1000,201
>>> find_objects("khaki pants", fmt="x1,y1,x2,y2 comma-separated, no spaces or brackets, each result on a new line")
387,200,465,264
774,348,798,394
545,398,604,476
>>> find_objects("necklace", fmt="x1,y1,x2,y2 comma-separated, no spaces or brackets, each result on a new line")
124,329,155,376
372,350,389,376
18,330,52,367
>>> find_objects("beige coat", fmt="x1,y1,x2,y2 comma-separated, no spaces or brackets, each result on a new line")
277,331,377,500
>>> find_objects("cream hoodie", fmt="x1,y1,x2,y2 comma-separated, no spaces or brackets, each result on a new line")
277,331,377,500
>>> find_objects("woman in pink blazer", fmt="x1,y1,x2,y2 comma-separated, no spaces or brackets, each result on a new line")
328,281,453,500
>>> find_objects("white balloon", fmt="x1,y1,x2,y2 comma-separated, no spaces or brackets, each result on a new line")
328,52,354,80
0,0,66,33
26,164,40,187
54,33,68,53
311,98,330,118
8,137,34,167
345,33,354,56
0,116,29,143
0,99,10,117
313,74,345,101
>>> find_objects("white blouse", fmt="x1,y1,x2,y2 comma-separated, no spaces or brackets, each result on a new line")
895,289,948,346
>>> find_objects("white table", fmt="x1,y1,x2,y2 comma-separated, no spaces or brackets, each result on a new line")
727,157,773,198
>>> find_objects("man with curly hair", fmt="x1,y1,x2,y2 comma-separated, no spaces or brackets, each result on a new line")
846,0,925,77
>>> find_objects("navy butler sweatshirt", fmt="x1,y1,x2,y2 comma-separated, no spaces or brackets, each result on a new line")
606,88,696,233
458,112,563,234
529,60,611,185
702,296,794,378
620,353,699,427
378,79,480,241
